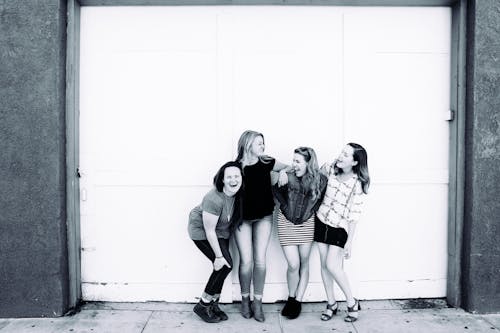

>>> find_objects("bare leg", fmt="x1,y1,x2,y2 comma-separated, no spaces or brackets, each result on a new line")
252,215,273,297
325,245,355,306
234,222,253,296
282,245,300,297
295,243,312,301
317,242,336,304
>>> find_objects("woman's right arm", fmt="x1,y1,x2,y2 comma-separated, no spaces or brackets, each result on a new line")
320,160,336,177
202,211,231,271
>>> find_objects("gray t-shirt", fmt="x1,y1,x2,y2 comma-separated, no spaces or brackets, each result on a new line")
188,188,235,240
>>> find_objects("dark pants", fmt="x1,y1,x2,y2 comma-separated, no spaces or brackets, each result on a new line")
193,238,233,296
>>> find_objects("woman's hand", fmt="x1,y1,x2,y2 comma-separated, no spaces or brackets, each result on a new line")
344,242,353,259
278,169,288,187
214,257,231,271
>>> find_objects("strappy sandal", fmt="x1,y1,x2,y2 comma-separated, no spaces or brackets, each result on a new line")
320,302,338,321
344,298,360,322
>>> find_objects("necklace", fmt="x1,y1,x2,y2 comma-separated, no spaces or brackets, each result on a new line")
224,195,235,222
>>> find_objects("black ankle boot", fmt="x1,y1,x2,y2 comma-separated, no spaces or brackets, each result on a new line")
287,299,302,319
193,300,221,323
211,299,228,321
281,296,295,317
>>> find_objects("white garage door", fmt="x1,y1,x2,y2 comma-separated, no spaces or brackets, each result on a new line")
79,6,451,302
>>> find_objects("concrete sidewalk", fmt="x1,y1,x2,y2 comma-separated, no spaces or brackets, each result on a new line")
0,299,499,333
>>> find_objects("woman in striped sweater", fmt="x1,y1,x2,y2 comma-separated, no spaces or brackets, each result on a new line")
272,147,328,319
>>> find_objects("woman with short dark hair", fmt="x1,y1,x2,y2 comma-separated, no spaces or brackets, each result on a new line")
188,161,244,323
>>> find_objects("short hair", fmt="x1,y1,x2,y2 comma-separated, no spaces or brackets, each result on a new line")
213,161,243,192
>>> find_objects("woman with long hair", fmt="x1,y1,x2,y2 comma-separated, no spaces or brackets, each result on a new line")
273,147,328,319
314,143,370,323
234,130,289,322
188,161,244,323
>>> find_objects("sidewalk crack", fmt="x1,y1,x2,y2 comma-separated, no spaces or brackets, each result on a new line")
140,311,154,333
278,310,285,333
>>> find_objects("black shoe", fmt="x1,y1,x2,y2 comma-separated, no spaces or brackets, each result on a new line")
193,301,221,323
281,297,295,317
287,299,302,319
211,300,228,321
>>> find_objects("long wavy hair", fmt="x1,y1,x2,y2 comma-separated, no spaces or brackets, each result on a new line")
294,147,323,200
236,130,273,169
334,143,370,194
213,161,244,225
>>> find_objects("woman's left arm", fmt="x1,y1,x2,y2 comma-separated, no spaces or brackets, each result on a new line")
344,186,364,259
273,160,291,187
344,223,356,259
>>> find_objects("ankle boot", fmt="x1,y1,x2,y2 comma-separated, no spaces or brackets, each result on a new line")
241,296,253,319
287,299,302,319
252,298,265,322
281,296,295,317
211,299,228,321
193,301,221,323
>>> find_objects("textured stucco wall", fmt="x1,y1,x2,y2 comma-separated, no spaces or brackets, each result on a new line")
463,0,500,314
0,1,69,317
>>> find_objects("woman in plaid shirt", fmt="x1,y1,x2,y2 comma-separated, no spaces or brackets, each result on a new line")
314,143,370,323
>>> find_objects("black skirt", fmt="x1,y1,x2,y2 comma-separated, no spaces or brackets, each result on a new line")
313,216,348,248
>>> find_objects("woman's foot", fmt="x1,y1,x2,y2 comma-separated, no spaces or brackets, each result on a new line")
241,296,253,319
252,298,265,322
287,299,302,319
193,300,221,323
281,296,295,317
344,298,360,322
321,302,338,321
211,299,228,321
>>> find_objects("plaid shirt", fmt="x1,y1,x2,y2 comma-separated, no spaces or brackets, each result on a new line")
316,164,364,231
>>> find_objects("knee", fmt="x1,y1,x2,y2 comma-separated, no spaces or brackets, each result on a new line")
220,265,232,277
320,260,329,271
287,262,300,273
239,257,252,270
254,260,266,270
299,261,309,272
326,261,340,275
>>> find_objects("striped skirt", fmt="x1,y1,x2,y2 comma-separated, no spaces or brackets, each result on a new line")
277,210,315,246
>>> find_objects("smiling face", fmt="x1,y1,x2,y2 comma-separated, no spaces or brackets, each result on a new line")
292,153,307,177
222,166,242,196
336,145,358,171
250,135,265,157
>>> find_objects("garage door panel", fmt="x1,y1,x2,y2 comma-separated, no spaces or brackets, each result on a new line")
352,184,448,282
344,56,450,176
219,7,343,51
82,186,215,284
344,7,451,54
81,7,217,52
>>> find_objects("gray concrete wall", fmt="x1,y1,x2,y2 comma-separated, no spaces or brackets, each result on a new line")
0,1,69,317
462,0,500,314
